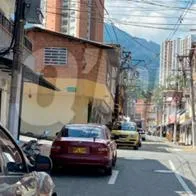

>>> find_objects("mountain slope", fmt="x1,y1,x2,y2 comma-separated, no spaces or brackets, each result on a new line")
104,24,160,90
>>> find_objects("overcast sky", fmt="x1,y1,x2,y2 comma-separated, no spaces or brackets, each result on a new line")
105,0,196,44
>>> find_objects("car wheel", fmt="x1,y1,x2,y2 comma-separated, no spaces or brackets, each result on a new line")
134,146,138,150
112,154,117,167
51,165,59,174
104,166,112,176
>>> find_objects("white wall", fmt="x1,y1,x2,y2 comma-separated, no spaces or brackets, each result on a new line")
0,0,15,19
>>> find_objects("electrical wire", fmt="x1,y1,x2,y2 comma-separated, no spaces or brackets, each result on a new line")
45,10,193,32
93,0,115,43
98,0,119,43
167,0,194,40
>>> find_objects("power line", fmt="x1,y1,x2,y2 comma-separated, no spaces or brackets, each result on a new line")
45,10,193,32
98,0,119,43
93,0,114,43
167,0,194,40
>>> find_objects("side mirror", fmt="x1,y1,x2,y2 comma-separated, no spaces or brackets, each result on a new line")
56,132,59,136
34,155,52,173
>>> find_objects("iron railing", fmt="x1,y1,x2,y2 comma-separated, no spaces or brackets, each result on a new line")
0,11,32,51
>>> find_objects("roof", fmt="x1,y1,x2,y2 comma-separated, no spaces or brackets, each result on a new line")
0,57,59,91
26,27,115,49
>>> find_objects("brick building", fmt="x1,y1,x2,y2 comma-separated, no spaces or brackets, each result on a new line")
21,27,120,136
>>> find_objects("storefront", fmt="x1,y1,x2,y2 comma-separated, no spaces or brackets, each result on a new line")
178,112,192,145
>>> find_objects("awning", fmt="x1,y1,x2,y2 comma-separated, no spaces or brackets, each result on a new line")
0,57,59,91
180,119,192,127
168,114,176,124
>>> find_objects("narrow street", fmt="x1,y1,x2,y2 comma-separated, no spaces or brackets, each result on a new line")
52,136,196,196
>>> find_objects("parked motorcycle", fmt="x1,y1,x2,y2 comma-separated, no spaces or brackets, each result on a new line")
21,131,53,173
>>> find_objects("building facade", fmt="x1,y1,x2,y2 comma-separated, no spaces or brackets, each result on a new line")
0,0,14,19
21,27,119,136
159,35,196,144
0,6,57,140
43,0,104,42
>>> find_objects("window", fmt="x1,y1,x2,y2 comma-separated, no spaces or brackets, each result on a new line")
106,73,111,87
44,47,68,65
0,127,26,173
62,20,68,25
62,27,68,33
60,126,104,139
62,12,68,17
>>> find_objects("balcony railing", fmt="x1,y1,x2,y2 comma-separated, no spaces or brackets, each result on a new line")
0,11,32,51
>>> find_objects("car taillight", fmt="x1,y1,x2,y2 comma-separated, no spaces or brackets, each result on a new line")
97,146,110,156
51,143,61,153
98,147,108,152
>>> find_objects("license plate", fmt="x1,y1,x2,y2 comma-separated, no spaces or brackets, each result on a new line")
72,147,87,154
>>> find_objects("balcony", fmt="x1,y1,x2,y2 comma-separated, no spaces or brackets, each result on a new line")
183,88,190,98
0,11,32,51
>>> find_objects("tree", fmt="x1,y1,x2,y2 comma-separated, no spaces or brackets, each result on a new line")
152,85,165,109
166,74,186,90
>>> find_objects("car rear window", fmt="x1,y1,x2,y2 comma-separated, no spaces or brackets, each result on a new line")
60,126,104,139
121,123,136,131
113,122,137,131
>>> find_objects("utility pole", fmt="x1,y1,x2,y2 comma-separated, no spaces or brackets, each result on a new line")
113,51,131,121
189,46,196,148
173,83,178,144
8,0,25,140
160,103,164,138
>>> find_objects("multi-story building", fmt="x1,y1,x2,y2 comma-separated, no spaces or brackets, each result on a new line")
43,0,104,42
159,40,174,87
0,2,56,138
21,27,120,136
159,35,196,144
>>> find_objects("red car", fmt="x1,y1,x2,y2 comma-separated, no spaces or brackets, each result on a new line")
50,124,117,175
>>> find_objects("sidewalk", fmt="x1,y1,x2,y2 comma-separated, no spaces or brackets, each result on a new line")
19,135,52,156
164,139,196,153
181,145,196,153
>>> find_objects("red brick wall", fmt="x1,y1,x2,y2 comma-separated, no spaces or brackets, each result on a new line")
90,0,104,42
77,0,89,39
45,0,61,32
27,30,108,84
45,0,104,42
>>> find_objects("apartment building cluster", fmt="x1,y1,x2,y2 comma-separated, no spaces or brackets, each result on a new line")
0,0,122,137
159,35,196,145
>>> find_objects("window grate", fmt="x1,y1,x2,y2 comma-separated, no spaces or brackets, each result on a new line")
44,47,67,65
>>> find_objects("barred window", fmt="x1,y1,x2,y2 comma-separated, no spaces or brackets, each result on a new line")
44,47,68,65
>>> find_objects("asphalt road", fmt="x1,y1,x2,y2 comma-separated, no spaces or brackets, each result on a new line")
52,136,196,196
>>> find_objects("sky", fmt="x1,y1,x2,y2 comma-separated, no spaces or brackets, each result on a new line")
105,0,196,44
